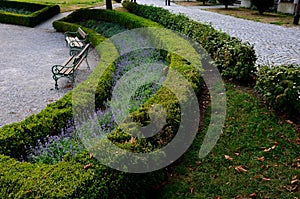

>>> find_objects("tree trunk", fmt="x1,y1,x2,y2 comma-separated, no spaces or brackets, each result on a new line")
294,1,300,25
106,0,112,10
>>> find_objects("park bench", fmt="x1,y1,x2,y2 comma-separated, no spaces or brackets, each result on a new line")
52,43,90,90
64,27,88,55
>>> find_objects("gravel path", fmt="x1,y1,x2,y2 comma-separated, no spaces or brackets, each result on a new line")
1,2,298,127
0,15,99,127
134,0,300,66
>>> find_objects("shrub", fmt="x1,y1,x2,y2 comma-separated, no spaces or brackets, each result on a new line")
218,0,234,9
251,0,274,15
0,1,60,27
255,65,300,116
0,8,205,198
122,1,257,83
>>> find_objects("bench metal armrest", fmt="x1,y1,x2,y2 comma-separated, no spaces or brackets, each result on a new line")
52,64,74,74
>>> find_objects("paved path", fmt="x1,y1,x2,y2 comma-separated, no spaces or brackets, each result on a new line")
135,0,300,66
0,14,99,127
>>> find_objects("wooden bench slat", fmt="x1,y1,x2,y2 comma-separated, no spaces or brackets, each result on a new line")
52,43,91,89
65,27,88,55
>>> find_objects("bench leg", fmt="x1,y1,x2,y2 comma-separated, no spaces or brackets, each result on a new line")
55,79,59,90
53,75,59,90
85,58,90,70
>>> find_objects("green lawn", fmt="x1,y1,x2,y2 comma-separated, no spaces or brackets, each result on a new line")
6,0,299,197
11,0,105,12
159,83,299,198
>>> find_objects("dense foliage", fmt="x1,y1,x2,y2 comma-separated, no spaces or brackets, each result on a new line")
0,1,60,27
251,0,274,15
218,0,234,9
256,65,300,116
122,1,257,83
1,8,204,198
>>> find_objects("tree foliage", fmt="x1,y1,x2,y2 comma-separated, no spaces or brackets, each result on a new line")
251,0,274,15
218,0,233,9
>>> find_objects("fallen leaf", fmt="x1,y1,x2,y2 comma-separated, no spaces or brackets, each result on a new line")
291,179,298,185
263,145,276,152
286,120,294,125
235,152,240,156
84,163,91,169
291,176,298,185
235,166,247,172
190,187,194,194
261,177,271,181
225,155,233,161
90,153,93,159
249,192,257,198
257,156,265,162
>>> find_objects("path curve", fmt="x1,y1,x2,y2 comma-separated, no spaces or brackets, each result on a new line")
0,15,99,127
135,0,300,66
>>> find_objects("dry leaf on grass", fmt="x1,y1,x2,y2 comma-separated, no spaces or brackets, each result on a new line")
249,192,257,198
235,165,248,172
84,163,91,169
263,145,276,152
225,155,233,161
261,177,271,181
257,156,265,162
291,176,298,185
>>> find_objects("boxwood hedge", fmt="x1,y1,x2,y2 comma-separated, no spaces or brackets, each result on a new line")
122,1,257,83
1,9,205,198
0,0,60,27
255,65,300,116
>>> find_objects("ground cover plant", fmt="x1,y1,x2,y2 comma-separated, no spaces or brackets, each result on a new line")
122,1,257,83
0,8,205,197
1,2,299,198
0,6,32,14
158,83,299,198
0,0,60,26
201,7,296,26
12,0,105,12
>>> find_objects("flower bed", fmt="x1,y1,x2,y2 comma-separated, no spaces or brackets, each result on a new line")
0,8,205,198
0,0,60,27
122,1,257,83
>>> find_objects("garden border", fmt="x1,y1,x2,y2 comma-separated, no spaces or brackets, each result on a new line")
0,1,60,27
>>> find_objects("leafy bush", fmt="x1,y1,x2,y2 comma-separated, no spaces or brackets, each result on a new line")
0,8,205,198
122,1,257,83
218,0,234,9
0,1,60,27
80,20,128,38
251,0,274,15
255,65,300,115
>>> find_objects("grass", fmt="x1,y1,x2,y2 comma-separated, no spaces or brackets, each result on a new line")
3,0,299,197
175,1,297,27
158,83,299,198
204,7,296,27
10,0,105,12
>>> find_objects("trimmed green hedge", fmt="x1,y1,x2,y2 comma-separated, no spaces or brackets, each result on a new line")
122,1,257,83
255,65,300,116
0,0,60,27
1,9,204,198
